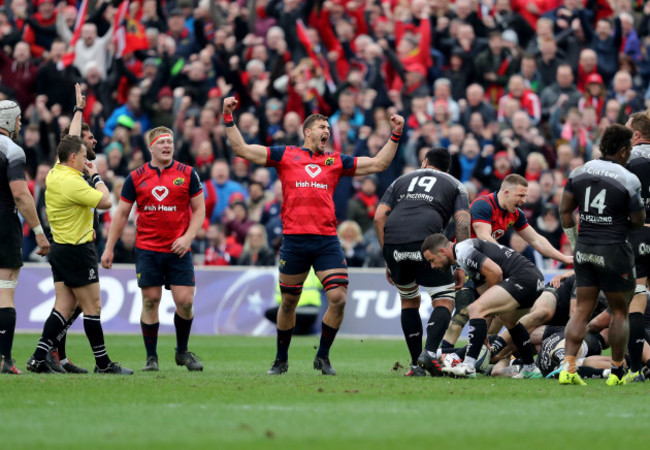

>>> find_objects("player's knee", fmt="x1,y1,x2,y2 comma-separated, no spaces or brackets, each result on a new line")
327,290,347,311
321,272,349,292
396,283,420,307
454,288,475,311
280,296,300,312
175,297,194,315
142,296,161,311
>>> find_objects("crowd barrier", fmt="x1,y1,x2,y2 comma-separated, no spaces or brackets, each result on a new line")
15,264,563,336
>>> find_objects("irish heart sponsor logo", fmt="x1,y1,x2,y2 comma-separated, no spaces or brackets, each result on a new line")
305,164,321,178
152,186,169,201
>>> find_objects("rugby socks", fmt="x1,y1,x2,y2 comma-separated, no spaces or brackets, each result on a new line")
424,307,451,355
400,308,422,365
174,313,193,353
627,312,645,372
56,306,82,360
611,360,626,380
564,355,577,374
34,309,67,361
465,318,487,367
577,366,606,379
490,336,508,358
508,323,535,365
0,307,16,360
441,339,455,353
275,327,294,361
316,322,338,359
141,321,159,357
83,315,110,369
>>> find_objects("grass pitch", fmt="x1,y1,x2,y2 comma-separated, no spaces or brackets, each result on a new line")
1,334,649,450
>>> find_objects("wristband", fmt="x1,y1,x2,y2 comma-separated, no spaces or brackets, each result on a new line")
390,131,401,142
223,113,234,125
73,106,85,115
92,173,103,188
33,225,44,235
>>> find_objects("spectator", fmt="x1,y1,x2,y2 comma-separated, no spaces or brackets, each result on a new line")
22,0,57,59
337,220,367,268
475,31,518,105
348,175,379,234
35,38,80,114
103,86,152,139
237,224,276,266
0,41,37,110
460,83,496,131
203,223,242,266
540,63,582,120
113,223,137,264
56,17,113,80
224,200,255,245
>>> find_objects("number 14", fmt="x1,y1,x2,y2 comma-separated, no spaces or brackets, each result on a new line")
584,186,606,214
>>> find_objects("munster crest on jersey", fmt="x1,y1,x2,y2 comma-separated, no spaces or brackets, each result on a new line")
325,157,334,166
173,177,185,186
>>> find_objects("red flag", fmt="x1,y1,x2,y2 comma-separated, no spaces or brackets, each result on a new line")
113,0,129,57
295,19,336,93
61,0,90,67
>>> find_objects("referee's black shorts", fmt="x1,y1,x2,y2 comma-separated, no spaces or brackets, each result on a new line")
0,212,23,269
50,242,99,287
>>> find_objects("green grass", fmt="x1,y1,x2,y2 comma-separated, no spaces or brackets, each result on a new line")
1,334,649,450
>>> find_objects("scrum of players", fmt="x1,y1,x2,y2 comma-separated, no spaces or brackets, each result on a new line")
384,113,650,385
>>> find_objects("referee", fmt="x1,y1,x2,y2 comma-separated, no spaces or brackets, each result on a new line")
26,135,132,374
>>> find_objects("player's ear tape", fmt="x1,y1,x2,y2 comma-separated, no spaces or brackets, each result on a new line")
395,281,420,299
321,272,349,291
279,281,303,296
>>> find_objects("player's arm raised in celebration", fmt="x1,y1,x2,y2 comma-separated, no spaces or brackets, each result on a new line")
222,97,268,166
69,83,85,137
355,114,404,176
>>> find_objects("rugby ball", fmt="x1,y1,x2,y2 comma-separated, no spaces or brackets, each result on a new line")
476,345,491,373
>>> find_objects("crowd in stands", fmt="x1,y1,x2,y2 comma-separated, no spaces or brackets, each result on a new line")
6,0,650,269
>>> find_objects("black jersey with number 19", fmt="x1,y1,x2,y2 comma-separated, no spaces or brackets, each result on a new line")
626,144,650,223
565,159,644,245
380,168,469,245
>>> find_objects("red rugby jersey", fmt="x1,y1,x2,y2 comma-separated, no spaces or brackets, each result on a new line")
266,146,357,235
470,192,529,241
121,161,202,252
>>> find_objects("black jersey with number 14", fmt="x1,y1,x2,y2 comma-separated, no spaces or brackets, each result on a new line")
565,159,643,245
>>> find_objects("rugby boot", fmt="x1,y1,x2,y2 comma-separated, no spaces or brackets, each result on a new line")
558,370,587,386
445,361,476,378
314,356,337,375
404,365,427,377
175,350,203,371
0,356,22,375
417,351,444,377
513,364,543,379
606,373,627,386
94,362,134,375
26,356,59,374
622,370,645,383
267,359,288,375
62,359,88,374
142,355,159,372
46,349,67,373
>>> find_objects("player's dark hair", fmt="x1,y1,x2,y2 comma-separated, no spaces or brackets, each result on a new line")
425,147,452,172
421,233,449,255
302,114,329,134
628,112,650,140
600,124,632,156
57,135,85,162
501,174,528,190
61,123,90,140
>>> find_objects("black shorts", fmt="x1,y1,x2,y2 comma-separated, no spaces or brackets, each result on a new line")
543,275,576,326
498,266,545,308
383,242,454,289
50,242,98,287
630,227,650,279
278,235,347,275
574,242,635,292
135,248,195,288
0,212,23,269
